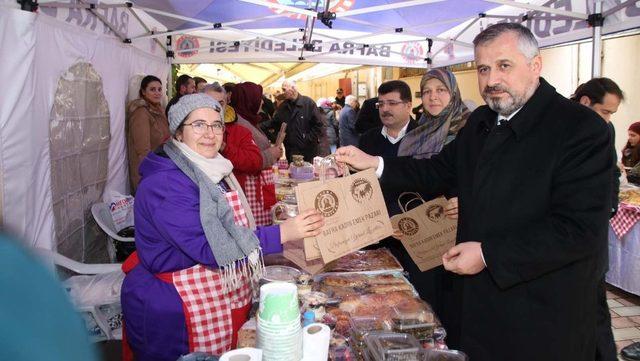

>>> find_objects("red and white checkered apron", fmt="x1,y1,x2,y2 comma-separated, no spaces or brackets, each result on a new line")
166,190,252,354
224,190,249,228
171,265,252,355
244,170,276,226
610,202,640,238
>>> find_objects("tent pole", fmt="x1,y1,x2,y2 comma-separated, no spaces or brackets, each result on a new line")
167,35,174,99
590,0,604,78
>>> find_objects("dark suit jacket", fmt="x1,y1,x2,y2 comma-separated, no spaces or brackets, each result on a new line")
359,118,418,216
381,78,614,361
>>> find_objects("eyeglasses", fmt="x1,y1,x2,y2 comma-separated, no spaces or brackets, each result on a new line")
182,120,225,134
375,100,406,109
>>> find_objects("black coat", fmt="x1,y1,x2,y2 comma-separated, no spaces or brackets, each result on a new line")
381,78,614,361
273,94,325,162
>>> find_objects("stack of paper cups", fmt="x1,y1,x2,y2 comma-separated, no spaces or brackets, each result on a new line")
301,323,330,361
257,282,302,361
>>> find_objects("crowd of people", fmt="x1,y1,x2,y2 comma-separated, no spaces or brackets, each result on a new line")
115,22,640,361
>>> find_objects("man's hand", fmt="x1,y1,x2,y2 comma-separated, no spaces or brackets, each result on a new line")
445,197,458,220
267,145,283,161
442,242,485,275
279,209,324,243
335,146,379,171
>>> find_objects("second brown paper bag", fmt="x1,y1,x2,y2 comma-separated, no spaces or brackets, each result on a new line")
296,168,393,263
390,194,457,271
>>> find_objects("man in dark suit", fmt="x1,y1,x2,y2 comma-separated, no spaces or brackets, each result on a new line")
571,77,624,361
337,23,614,361
359,80,417,216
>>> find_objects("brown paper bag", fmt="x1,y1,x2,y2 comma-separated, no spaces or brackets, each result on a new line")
390,194,457,272
295,166,393,263
282,240,327,274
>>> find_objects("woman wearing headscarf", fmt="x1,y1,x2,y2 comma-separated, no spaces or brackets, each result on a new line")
398,68,470,159
126,75,170,193
121,94,323,361
231,82,284,225
392,68,470,339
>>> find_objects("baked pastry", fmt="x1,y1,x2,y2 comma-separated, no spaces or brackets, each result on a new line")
366,274,407,285
322,275,368,288
368,283,414,294
326,248,402,272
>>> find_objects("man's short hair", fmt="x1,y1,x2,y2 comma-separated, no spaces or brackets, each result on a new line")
222,82,236,94
203,82,225,94
571,77,624,104
378,80,412,102
473,22,539,60
175,74,193,92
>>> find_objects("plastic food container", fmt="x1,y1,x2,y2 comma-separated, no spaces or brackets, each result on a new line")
350,316,392,345
364,332,421,361
261,265,301,284
349,316,392,360
420,349,468,361
390,301,437,341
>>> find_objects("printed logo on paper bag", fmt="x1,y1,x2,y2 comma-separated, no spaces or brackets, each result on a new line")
350,178,373,203
315,190,339,217
425,205,445,223
398,217,419,236
176,35,199,58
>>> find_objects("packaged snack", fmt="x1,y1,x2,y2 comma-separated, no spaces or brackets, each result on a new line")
364,332,421,361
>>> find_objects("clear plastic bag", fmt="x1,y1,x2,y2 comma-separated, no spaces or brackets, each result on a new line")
63,271,125,340
105,191,134,231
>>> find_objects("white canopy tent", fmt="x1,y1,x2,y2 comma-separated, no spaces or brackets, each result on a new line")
44,2,640,74
1,0,639,258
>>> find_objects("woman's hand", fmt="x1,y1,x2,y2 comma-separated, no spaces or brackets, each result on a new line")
280,209,324,243
445,197,458,220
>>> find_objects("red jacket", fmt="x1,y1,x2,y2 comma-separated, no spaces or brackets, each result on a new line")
222,123,263,190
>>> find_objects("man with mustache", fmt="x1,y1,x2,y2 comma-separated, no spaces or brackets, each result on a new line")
358,80,418,216
336,22,614,361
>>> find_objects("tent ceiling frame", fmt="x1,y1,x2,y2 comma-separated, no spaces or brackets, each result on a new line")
482,0,586,19
216,64,251,80
79,0,127,41
137,5,212,26
133,24,214,41
412,15,477,31
336,0,446,18
260,62,316,87
430,17,481,61
127,7,166,51
238,0,316,17
339,17,473,48
603,0,637,17
38,2,127,9
240,63,284,74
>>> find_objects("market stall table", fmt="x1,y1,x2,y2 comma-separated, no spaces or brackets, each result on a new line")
608,196,640,296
